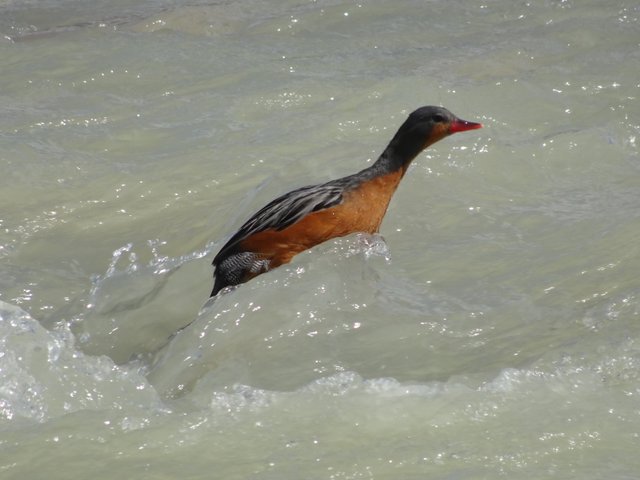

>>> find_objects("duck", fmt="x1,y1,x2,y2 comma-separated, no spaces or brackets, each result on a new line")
211,106,482,296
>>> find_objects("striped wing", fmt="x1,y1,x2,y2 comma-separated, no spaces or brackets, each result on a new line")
213,180,347,266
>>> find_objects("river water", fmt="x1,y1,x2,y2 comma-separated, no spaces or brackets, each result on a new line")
1,0,639,478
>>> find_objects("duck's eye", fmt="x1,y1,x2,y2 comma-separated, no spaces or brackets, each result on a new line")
432,114,446,123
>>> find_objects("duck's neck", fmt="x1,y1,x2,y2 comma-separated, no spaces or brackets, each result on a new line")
359,134,426,179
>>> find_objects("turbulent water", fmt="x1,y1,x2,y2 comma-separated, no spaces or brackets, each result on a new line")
1,0,639,478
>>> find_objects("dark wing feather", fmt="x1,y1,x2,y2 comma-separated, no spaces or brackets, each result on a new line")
213,180,348,266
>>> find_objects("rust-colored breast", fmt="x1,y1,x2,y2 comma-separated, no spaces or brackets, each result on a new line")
238,170,404,268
